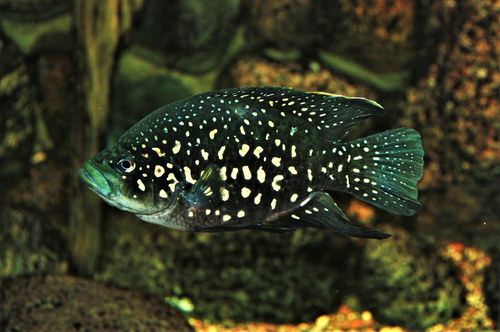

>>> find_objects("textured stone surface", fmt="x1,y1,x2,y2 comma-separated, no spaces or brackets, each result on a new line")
0,33,37,185
317,0,417,74
402,0,500,242
0,208,67,279
356,226,465,330
0,275,194,332
132,0,240,73
95,209,357,324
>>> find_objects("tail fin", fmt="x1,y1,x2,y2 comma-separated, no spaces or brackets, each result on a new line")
346,128,424,216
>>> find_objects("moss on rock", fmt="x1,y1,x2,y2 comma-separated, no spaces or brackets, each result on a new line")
355,226,465,330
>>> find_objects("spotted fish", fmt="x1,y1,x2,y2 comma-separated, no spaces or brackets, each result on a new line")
78,86,424,239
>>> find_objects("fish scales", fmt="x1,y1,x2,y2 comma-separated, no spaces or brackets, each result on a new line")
79,86,424,239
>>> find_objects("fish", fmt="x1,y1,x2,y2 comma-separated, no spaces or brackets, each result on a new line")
78,86,424,239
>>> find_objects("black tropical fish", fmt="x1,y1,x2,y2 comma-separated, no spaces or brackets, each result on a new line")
79,86,424,239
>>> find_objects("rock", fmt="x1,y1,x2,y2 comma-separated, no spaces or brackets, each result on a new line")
317,0,417,76
0,0,73,56
94,209,355,324
0,33,38,186
355,226,465,330
0,207,67,279
402,0,500,243
245,0,316,56
227,56,378,103
131,0,240,73
0,274,194,332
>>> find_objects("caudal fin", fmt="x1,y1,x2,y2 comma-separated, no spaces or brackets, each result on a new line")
346,128,424,216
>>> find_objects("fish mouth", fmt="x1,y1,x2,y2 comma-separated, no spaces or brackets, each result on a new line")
78,160,112,198
78,159,162,214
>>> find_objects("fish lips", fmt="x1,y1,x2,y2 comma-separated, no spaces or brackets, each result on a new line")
78,160,113,198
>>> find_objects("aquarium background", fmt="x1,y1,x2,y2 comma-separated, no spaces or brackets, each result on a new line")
0,0,499,331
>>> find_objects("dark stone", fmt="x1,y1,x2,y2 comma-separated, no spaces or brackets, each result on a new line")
0,275,194,332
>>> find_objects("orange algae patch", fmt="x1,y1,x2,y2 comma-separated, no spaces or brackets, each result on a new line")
430,243,495,331
347,201,376,225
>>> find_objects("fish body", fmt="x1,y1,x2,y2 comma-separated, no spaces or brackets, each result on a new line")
79,86,424,239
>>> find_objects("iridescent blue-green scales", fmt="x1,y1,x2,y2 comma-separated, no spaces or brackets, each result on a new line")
79,86,424,239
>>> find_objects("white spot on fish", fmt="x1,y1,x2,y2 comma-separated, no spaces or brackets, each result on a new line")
137,179,146,191
218,146,226,159
242,166,251,180
231,168,239,179
167,173,179,192
253,146,263,158
271,198,277,210
271,157,281,167
209,129,218,139
288,166,297,175
184,166,196,184
241,187,251,198
155,165,165,178
239,144,250,157
290,193,298,202
254,193,262,205
201,149,209,160
222,214,231,221
272,175,284,191
307,169,313,181
220,166,227,181
159,189,168,198
222,188,229,201
172,140,181,154
257,166,266,183
237,210,245,218
152,147,165,157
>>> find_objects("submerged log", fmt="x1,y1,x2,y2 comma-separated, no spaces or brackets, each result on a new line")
69,0,142,276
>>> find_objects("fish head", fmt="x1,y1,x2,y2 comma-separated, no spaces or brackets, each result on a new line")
78,148,174,215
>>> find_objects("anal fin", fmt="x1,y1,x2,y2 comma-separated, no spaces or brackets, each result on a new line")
282,192,391,239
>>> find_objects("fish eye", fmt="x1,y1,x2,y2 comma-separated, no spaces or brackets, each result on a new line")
117,156,136,174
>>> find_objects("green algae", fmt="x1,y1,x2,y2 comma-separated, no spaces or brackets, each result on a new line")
318,50,411,92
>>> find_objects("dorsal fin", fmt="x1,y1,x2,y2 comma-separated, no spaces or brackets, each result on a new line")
308,92,386,141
